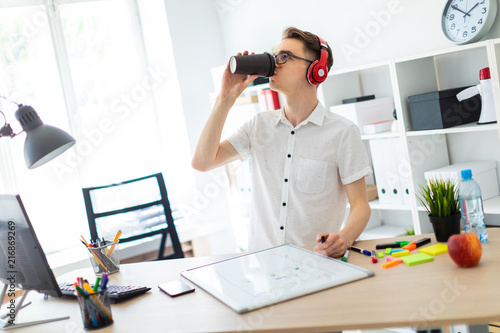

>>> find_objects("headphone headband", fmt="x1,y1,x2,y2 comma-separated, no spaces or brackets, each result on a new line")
307,35,329,85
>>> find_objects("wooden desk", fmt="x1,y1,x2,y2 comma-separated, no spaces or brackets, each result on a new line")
8,229,500,332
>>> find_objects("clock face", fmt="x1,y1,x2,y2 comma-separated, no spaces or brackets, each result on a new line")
442,0,498,44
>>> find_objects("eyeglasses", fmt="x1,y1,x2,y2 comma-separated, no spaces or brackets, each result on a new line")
274,52,313,65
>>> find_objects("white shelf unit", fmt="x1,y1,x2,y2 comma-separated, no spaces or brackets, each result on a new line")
318,38,500,237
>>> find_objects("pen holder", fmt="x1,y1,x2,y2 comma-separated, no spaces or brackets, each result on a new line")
87,242,120,275
77,289,114,330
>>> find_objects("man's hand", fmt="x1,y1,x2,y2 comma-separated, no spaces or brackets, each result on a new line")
220,51,258,101
314,233,350,258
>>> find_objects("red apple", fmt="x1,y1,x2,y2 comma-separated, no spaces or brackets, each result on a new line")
447,233,482,268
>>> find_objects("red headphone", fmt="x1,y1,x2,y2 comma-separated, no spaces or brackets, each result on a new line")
307,35,329,85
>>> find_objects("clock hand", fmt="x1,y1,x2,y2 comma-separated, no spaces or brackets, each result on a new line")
465,2,479,15
451,4,471,16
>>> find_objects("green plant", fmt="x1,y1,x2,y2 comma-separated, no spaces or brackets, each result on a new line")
404,227,415,236
417,177,460,217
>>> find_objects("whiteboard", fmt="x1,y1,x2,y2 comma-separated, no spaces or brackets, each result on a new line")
181,244,374,314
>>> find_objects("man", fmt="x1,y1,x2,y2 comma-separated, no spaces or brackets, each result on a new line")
192,27,372,258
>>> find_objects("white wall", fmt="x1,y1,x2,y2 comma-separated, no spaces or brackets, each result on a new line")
165,0,500,253
213,0,500,70
164,0,238,254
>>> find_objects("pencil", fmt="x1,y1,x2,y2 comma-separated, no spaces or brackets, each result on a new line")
107,230,122,256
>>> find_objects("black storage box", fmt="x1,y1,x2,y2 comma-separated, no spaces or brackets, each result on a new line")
408,86,481,131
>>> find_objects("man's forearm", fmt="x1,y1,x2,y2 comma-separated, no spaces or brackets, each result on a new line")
338,202,371,247
191,94,235,171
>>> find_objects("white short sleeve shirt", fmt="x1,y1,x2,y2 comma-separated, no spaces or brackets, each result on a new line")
227,103,372,251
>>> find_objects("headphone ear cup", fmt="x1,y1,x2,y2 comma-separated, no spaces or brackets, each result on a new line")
307,60,327,85
307,60,318,86
307,60,319,85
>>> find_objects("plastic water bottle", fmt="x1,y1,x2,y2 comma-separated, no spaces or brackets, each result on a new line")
458,169,488,242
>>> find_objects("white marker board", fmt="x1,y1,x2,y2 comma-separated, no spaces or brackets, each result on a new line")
181,244,374,313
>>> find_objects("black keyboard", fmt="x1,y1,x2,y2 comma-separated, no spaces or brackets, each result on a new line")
58,282,151,303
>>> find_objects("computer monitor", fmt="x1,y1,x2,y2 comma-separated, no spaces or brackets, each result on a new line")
0,194,68,328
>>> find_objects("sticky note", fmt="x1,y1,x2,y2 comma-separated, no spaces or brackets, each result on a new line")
390,249,404,255
402,253,434,266
382,260,400,269
418,244,448,256
377,251,385,258
392,250,410,257
386,256,403,263
385,248,392,255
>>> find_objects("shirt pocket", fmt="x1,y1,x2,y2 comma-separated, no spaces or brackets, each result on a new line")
296,158,328,194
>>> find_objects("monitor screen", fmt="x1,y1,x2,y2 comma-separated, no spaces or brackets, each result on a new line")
0,194,62,298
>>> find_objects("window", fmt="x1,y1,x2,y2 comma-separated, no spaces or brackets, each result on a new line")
0,0,195,255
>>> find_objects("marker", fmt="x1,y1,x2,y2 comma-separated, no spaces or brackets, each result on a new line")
101,274,109,290
350,246,371,256
341,249,349,262
93,276,101,293
415,238,431,248
371,250,378,263
375,242,402,249
320,236,326,244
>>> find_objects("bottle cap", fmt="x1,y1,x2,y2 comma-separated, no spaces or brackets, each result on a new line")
479,67,491,80
461,169,472,179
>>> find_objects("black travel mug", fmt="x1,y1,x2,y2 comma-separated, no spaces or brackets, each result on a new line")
229,52,276,77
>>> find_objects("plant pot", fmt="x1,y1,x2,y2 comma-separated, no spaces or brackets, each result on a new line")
429,213,461,242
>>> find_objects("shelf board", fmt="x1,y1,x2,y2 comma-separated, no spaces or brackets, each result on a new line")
359,224,408,240
395,40,489,64
417,196,500,214
244,83,269,93
368,199,412,211
361,131,400,140
328,59,391,76
484,196,500,214
406,122,498,137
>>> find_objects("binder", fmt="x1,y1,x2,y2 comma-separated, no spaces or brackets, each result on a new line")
259,89,280,111
370,138,403,205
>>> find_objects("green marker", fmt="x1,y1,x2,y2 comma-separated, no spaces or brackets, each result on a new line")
341,249,349,262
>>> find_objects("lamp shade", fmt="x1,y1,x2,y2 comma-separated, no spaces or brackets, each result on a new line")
15,105,76,169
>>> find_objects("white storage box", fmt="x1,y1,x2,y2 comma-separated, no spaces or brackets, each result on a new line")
330,97,394,134
424,161,499,200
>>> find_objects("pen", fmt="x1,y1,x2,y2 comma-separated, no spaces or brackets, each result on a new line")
80,236,107,269
371,249,378,263
350,246,371,256
320,235,326,244
341,249,349,262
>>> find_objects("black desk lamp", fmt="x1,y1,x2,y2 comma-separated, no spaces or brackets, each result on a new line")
0,97,76,169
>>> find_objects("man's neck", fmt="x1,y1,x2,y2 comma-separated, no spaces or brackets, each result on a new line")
282,92,319,128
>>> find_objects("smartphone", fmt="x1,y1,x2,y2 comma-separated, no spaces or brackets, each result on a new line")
158,279,195,297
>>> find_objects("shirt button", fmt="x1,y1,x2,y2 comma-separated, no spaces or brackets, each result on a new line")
282,202,286,206
284,178,288,182
280,226,284,230
291,131,295,135
287,154,291,158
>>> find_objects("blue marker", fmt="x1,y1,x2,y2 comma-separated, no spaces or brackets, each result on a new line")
350,246,371,256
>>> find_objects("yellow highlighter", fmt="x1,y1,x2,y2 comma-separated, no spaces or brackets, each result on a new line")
83,283,113,321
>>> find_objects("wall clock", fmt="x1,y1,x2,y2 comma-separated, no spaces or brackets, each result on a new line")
442,0,498,44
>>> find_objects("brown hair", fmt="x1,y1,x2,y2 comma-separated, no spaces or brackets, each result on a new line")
282,27,334,72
